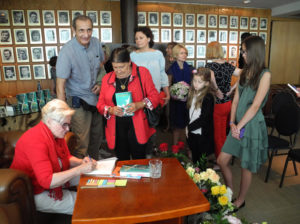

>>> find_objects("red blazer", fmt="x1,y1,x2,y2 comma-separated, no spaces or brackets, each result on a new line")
97,63,160,149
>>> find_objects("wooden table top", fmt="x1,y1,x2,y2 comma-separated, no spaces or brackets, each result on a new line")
72,158,210,224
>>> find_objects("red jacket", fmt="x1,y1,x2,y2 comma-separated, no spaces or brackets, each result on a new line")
97,63,160,149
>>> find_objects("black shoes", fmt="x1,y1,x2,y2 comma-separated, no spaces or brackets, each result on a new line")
232,200,246,213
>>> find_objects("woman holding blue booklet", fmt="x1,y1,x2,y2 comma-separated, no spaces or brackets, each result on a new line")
97,47,160,160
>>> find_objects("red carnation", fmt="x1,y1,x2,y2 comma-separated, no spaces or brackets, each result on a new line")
200,189,208,193
177,141,185,150
159,143,168,152
172,145,180,154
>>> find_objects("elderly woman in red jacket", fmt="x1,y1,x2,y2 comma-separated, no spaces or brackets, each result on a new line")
97,47,160,160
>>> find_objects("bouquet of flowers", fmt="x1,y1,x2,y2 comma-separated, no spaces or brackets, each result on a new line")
157,142,191,166
170,81,190,102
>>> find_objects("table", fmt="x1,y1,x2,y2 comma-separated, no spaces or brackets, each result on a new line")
72,158,210,224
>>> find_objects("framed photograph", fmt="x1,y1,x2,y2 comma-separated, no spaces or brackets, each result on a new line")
229,45,238,58
14,29,27,44
150,28,159,42
3,66,16,81
100,11,111,26
185,14,195,27
86,11,98,26
196,45,206,58
219,15,228,28
138,12,146,26
185,29,195,43
196,60,206,68
72,10,83,21
0,29,12,44
208,30,217,43
29,28,42,44
92,28,99,39
197,30,206,43
0,10,10,26
148,12,158,26
208,15,217,28
18,65,31,80
101,28,112,43
161,12,171,26
12,10,25,26
33,64,46,80
185,45,194,58
59,28,71,44
259,32,267,43
0,106,6,117
250,17,258,30
42,10,55,26
173,29,183,43
173,13,183,27
1,47,15,63
197,14,206,28
219,30,228,43
45,46,57,61
230,16,238,29
27,10,40,26
250,32,258,36
57,10,70,26
44,28,57,44
229,31,238,44
186,60,194,67
240,17,248,30
31,46,44,62
260,18,268,30
16,47,29,62
222,45,227,58
161,29,171,43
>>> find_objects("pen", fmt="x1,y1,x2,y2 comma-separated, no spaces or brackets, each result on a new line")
88,155,92,162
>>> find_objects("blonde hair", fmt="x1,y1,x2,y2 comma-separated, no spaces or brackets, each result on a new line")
172,44,188,59
206,41,224,59
42,99,75,124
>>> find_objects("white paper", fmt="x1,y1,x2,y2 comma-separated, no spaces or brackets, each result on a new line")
85,157,118,175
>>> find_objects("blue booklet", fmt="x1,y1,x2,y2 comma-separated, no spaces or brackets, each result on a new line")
115,91,134,116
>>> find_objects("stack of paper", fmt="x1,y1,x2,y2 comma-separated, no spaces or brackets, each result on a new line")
85,157,118,175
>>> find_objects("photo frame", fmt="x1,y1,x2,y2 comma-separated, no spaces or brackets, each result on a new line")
229,45,238,58
186,45,194,58
57,10,70,26
260,18,268,30
3,66,16,81
229,31,238,44
161,29,171,43
222,45,227,58
197,14,206,28
138,12,146,26
230,16,238,29
196,45,206,58
14,29,27,44
197,30,206,43
101,28,112,43
148,12,158,26
0,10,10,26
86,11,98,26
47,64,52,79
186,60,195,67
44,28,57,44
16,47,29,62
33,64,46,80
219,15,228,28
31,46,44,62
173,13,183,27
72,10,84,21
0,29,12,45
27,10,40,26
42,10,55,26
29,28,42,44
196,60,206,68
208,30,217,43
92,28,99,39
45,46,58,61
18,65,31,80
161,12,171,26
150,28,159,42
173,29,183,43
250,17,258,30
219,30,228,43
259,32,267,44
240,17,248,30
100,11,111,26
250,32,258,36
59,28,71,44
185,14,195,27
208,15,217,28
185,29,195,43
1,47,15,63
12,10,25,26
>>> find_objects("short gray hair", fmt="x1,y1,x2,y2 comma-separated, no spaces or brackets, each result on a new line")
42,99,75,124
72,15,92,30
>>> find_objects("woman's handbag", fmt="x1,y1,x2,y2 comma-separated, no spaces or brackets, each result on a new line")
136,66,160,127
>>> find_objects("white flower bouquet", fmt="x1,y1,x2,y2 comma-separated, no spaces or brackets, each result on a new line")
170,81,190,102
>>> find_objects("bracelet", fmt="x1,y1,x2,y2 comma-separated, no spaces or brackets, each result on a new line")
229,121,234,126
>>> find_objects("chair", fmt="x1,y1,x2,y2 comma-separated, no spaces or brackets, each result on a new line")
264,92,300,183
279,148,300,188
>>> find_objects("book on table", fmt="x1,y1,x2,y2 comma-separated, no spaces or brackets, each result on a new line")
85,157,118,175
115,91,134,116
120,164,150,177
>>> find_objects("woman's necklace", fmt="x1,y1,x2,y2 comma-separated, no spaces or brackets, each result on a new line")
118,75,130,90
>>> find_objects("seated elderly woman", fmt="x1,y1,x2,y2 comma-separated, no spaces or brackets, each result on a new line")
10,99,96,215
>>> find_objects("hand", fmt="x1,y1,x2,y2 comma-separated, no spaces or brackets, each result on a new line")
163,95,170,106
82,157,97,167
79,160,96,173
230,124,240,140
125,102,143,114
91,85,101,95
110,106,124,117
216,89,224,99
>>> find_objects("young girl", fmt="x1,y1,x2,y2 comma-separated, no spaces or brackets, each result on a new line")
187,67,215,164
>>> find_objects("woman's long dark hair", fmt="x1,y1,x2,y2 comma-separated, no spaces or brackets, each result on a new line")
239,36,265,90
134,26,154,48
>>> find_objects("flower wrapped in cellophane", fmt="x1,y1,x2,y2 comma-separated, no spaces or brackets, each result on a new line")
170,81,190,102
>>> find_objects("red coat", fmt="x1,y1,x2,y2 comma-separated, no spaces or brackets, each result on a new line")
97,63,160,149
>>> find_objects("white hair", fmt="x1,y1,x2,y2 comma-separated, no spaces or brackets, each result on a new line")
42,99,75,124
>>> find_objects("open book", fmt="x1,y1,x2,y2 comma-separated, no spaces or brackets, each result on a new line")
85,157,118,175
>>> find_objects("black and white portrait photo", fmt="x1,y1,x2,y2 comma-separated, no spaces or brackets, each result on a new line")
173,29,183,42
29,29,42,44
43,10,55,26
101,28,112,42
229,46,238,58
16,47,29,62
219,15,228,28
219,30,228,43
3,66,16,81
0,10,10,26
100,11,111,26
148,12,158,26
18,65,31,80
229,31,238,44
45,46,57,61
0,29,12,44
151,28,159,42
72,10,83,21
260,18,268,30
44,28,57,44
185,29,195,43
185,14,195,27
31,47,44,62
197,30,206,43
208,30,217,43
14,29,27,44
250,32,258,36
161,29,171,43
138,12,146,26
196,45,206,58
12,10,25,26
250,17,258,30
222,45,227,58
86,11,98,26
186,45,194,59
197,14,206,28
59,28,71,44
196,60,206,68
240,17,248,30
1,47,14,63
33,65,46,80
173,13,183,27
186,60,194,67
230,16,238,29
259,32,267,43
161,12,171,26
27,10,40,26
92,28,99,39
57,10,69,26
208,15,217,28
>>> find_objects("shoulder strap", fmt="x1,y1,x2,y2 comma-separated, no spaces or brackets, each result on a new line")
136,66,145,98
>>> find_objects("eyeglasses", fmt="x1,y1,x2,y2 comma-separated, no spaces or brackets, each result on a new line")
53,119,71,129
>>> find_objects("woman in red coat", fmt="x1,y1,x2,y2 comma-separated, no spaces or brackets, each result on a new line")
97,47,160,160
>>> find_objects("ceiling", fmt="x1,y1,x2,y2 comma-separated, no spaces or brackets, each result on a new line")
139,0,300,18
